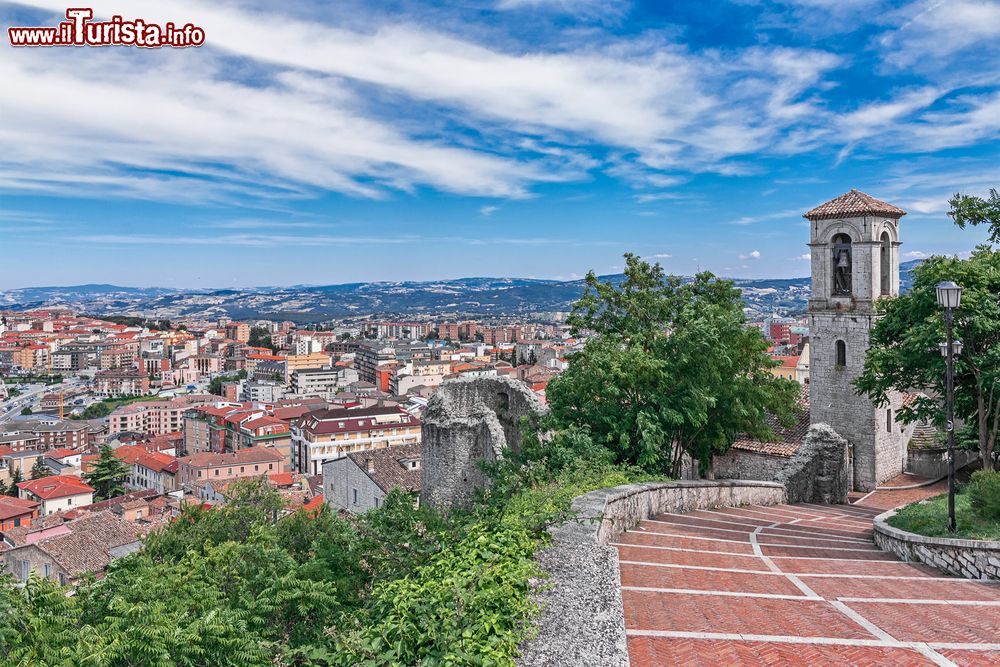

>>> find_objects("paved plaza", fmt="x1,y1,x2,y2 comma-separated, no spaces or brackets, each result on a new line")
616,483,1000,666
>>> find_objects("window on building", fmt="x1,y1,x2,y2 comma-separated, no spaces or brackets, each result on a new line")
835,340,847,368
352,488,358,505
44,563,51,579
886,409,893,432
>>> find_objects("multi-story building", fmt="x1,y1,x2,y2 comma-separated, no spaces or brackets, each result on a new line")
177,447,286,488
291,405,420,475
0,420,91,451
113,445,179,494
224,322,250,343
93,370,150,397
107,395,217,435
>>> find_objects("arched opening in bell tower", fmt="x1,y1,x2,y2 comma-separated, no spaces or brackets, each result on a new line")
831,233,852,296
879,231,892,296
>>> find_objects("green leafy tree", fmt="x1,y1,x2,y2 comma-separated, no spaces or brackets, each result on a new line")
248,326,277,352
8,468,23,496
83,445,129,500
547,253,799,476
30,458,49,480
19,407,31,416
950,188,1000,244
857,247,1000,470
0,479,8,496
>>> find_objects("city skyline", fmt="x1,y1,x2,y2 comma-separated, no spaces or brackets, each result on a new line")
2,0,998,288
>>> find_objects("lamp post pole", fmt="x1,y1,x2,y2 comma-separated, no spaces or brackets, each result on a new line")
936,280,962,534
944,305,957,533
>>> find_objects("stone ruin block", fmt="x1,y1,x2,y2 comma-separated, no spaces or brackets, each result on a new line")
420,375,548,510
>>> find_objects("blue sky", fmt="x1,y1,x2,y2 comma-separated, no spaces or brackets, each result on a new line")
1,0,997,288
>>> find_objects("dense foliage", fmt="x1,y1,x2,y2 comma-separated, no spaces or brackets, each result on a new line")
248,327,279,353
856,247,1000,470
949,188,1000,245
1,445,652,666
546,253,800,476
968,470,1000,521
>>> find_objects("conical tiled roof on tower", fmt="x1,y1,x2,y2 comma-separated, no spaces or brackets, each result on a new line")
803,189,906,221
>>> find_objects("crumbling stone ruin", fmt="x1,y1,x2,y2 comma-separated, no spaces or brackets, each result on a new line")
420,375,548,510
778,423,851,504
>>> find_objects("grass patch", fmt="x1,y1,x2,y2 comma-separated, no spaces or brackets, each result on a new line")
888,491,1000,541
72,393,162,419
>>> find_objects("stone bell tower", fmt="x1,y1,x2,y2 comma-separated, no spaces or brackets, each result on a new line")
805,189,907,492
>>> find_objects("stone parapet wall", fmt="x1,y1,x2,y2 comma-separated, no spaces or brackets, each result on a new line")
906,447,979,480
518,480,786,667
873,509,1000,581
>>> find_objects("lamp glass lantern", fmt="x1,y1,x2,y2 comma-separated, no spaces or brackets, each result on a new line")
939,340,964,356
935,281,963,309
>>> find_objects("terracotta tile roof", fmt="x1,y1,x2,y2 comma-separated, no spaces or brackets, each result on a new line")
268,472,294,487
803,189,906,221
0,496,40,521
179,446,284,468
347,444,421,494
302,494,324,514
17,475,95,500
300,405,418,436
31,511,141,577
730,388,810,458
113,445,178,473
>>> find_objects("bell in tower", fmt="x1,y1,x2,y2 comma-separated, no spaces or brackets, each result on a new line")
832,234,852,296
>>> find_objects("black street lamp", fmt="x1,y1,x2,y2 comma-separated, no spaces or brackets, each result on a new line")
936,280,963,533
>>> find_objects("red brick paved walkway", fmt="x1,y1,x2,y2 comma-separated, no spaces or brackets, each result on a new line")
615,492,1000,666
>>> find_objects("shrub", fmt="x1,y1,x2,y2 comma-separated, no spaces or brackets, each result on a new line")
967,470,1000,520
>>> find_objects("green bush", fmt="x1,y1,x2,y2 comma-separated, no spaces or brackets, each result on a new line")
968,470,1000,520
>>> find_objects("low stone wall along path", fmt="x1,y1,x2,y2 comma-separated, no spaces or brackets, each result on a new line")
616,495,1000,666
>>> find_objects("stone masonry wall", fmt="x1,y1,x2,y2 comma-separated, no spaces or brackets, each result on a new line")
874,509,1000,581
420,375,547,510
519,480,786,667
809,310,905,491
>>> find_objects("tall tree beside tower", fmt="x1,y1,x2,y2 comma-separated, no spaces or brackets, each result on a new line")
858,191,1000,471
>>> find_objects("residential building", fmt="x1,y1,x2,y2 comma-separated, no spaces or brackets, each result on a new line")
0,496,40,530
177,447,287,488
113,445,179,494
17,475,95,515
108,394,216,435
1,511,141,586
324,443,420,513
292,405,420,475
93,369,150,397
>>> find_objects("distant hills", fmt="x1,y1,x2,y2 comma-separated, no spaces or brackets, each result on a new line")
0,261,922,323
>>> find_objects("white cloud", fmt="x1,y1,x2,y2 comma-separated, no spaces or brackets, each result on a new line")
739,250,762,260
794,253,811,260
645,253,673,260
479,205,500,216
904,250,929,259
0,0,857,202
879,0,1000,69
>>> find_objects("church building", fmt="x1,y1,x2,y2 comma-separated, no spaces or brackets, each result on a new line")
804,189,909,491
714,189,916,492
